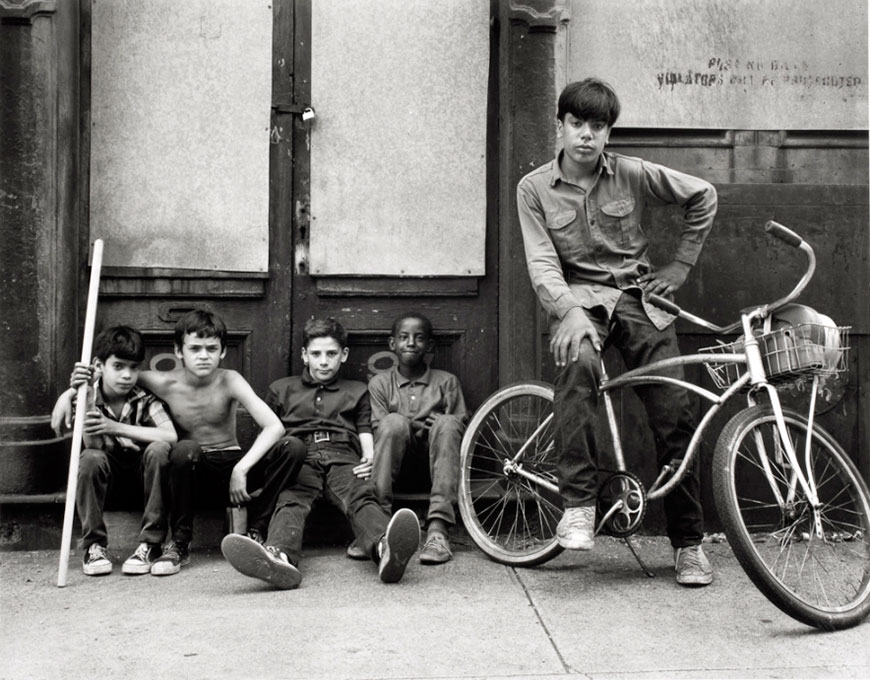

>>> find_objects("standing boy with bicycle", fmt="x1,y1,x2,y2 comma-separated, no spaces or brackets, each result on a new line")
516,78,717,586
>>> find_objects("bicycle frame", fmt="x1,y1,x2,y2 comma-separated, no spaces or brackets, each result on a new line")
508,221,826,529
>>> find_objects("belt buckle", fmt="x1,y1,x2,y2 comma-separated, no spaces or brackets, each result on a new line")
313,431,330,444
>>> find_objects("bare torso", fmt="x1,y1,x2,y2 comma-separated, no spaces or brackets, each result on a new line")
139,368,238,449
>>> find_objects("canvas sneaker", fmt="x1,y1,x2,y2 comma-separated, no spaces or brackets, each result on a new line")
674,544,713,586
221,534,302,590
556,506,596,550
122,542,161,575
345,539,368,560
419,532,453,564
378,508,420,583
82,543,113,576
150,540,190,576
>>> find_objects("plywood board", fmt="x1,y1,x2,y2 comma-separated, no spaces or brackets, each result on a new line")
310,0,489,276
90,0,272,272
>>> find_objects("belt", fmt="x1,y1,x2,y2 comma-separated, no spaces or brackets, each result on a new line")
312,431,330,444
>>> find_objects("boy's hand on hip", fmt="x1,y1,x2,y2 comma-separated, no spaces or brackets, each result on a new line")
353,457,373,479
229,467,251,505
551,307,600,367
638,261,690,297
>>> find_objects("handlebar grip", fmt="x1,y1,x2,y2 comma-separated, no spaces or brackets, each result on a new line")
647,293,681,315
765,221,803,248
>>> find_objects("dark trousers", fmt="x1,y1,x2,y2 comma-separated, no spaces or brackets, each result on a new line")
166,437,306,545
267,438,389,566
76,440,171,551
553,292,704,548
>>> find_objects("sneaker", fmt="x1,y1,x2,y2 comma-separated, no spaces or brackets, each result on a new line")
556,506,595,550
419,532,453,565
245,529,266,546
345,539,368,561
122,542,161,575
378,508,420,583
82,543,112,576
220,534,302,590
150,540,190,577
674,544,713,587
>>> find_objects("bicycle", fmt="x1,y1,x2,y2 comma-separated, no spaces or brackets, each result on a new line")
458,221,870,631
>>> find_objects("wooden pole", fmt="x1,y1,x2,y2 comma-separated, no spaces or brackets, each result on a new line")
57,239,104,587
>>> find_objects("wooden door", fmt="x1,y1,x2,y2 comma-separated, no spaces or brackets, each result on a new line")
286,0,500,412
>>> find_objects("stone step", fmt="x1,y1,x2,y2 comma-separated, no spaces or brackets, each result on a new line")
0,498,433,553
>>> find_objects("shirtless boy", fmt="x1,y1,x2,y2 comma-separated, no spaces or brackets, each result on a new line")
54,309,295,576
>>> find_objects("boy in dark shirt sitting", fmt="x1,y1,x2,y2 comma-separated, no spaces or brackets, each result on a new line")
220,317,420,589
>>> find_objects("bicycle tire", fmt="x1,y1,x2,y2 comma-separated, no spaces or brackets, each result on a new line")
458,381,563,566
713,405,870,630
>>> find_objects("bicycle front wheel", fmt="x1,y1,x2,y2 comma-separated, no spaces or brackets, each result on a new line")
713,405,870,630
458,381,563,566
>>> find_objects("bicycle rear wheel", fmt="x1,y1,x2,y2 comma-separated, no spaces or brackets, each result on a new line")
713,405,870,630
458,381,563,566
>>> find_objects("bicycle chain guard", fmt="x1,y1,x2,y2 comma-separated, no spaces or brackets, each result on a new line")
596,471,646,537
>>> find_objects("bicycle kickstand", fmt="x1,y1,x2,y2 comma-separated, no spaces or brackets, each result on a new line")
622,536,655,578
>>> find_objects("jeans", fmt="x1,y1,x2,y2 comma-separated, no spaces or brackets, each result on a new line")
553,292,704,548
166,437,306,545
267,439,389,566
76,440,171,551
373,413,464,525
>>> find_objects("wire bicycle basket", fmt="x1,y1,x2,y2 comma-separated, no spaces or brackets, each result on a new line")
700,324,850,390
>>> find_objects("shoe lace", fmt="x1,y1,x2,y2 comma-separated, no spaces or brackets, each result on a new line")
132,543,150,560
88,544,107,561
424,534,447,550
563,507,595,530
677,546,704,571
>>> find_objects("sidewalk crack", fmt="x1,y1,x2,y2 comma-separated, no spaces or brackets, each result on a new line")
511,567,576,675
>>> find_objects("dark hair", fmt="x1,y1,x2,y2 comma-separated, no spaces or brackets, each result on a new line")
93,325,145,363
303,317,348,348
391,312,433,340
173,308,227,351
557,78,621,126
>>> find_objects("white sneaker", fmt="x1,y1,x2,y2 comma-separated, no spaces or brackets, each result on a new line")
556,506,595,550
674,544,713,586
82,543,113,576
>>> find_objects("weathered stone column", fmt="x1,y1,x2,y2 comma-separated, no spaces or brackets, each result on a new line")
0,0,78,497
498,0,570,385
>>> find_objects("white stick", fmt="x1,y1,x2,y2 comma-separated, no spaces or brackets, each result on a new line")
57,239,104,587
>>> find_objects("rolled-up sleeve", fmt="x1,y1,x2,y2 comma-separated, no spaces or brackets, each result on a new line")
516,179,581,319
641,159,717,266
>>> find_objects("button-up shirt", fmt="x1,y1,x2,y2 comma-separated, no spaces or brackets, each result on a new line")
91,382,172,453
516,150,717,329
266,368,372,451
368,366,467,430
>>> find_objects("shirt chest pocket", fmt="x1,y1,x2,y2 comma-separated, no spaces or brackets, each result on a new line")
598,197,639,247
544,209,585,257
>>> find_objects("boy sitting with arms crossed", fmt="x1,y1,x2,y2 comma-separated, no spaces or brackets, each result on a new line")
220,317,421,590
51,326,178,576
516,78,717,585
366,312,466,564
53,309,297,576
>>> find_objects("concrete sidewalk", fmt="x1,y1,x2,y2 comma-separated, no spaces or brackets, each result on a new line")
2,534,869,680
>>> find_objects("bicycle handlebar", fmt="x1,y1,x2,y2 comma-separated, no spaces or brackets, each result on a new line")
764,220,803,248
646,222,817,335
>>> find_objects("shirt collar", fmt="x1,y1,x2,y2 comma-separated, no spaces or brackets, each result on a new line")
394,365,432,387
94,380,148,407
301,367,341,390
549,149,613,187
